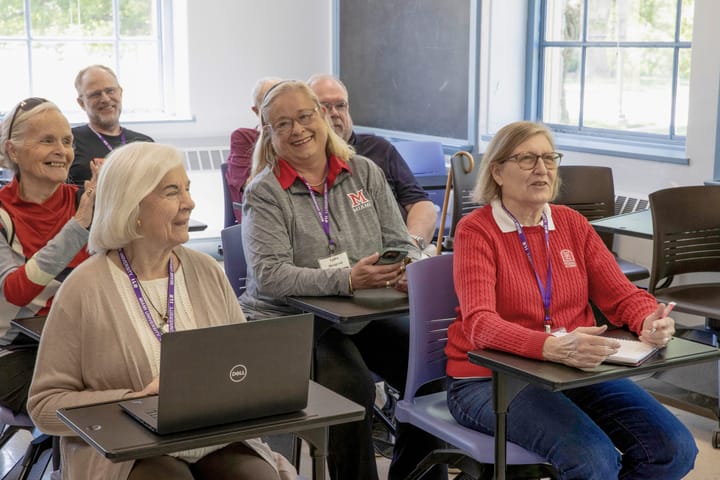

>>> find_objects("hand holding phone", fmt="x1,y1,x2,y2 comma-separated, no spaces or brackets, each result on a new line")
375,247,408,265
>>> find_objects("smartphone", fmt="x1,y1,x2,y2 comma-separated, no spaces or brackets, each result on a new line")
375,247,408,265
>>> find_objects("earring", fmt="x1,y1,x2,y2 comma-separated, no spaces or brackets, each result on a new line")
136,219,142,227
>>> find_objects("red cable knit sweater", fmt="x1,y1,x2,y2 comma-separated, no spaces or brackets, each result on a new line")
445,202,658,378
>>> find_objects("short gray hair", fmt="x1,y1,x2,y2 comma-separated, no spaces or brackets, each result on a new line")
74,64,119,95
89,142,184,254
251,76,283,110
474,121,559,203
0,99,64,175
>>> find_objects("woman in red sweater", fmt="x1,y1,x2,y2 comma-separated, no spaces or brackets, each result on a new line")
445,121,696,479
0,98,97,414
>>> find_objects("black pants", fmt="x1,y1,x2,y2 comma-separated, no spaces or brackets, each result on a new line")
0,347,37,414
314,317,446,480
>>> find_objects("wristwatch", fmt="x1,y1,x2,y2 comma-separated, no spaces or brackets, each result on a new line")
410,234,426,250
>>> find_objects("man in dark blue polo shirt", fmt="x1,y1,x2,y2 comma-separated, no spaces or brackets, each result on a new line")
308,74,437,252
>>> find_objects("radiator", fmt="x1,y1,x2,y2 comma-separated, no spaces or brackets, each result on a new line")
181,147,229,172
615,195,649,215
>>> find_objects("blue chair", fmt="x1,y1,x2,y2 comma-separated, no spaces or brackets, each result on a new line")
220,224,246,298
397,254,558,479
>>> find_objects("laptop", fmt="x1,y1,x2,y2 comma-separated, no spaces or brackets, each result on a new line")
119,313,313,435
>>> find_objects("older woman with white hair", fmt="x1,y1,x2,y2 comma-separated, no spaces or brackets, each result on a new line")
0,97,96,416
28,142,294,480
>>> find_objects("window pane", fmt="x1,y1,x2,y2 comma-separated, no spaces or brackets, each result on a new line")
542,47,581,126
119,41,162,113
119,0,155,37
680,0,694,42
0,42,30,110
0,0,27,36
31,42,114,107
588,0,677,42
29,0,113,37
675,48,691,136
545,0,583,41
583,47,673,134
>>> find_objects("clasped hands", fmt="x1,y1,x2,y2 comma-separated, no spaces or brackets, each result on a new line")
349,252,408,293
543,303,675,369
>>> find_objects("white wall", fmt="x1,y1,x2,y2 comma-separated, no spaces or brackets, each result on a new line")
135,0,333,146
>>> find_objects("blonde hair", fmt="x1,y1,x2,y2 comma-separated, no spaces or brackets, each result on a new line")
0,100,64,175
88,142,184,254
474,121,560,203
251,80,353,177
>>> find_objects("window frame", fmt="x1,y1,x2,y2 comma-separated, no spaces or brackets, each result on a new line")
526,0,691,164
0,0,189,124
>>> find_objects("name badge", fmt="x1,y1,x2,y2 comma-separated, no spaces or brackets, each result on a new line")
318,251,351,270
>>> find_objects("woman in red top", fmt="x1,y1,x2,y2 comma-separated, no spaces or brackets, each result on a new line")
445,121,696,479
0,98,97,414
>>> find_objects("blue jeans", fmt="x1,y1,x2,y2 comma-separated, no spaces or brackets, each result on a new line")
447,377,697,480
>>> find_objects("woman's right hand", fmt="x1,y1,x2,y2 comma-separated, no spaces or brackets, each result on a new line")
542,325,621,368
74,158,102,228
349,252,405,290
133,376,160,398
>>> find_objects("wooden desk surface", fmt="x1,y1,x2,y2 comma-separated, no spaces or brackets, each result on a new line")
590,209,652,239
57,381,364,462
287,288,409,324
469,336,720,392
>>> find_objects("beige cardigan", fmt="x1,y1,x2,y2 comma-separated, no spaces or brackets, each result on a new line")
28,246,289,480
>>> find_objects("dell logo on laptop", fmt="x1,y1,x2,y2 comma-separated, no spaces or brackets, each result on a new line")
229,364,248,382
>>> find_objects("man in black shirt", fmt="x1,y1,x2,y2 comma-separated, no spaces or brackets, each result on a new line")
69,65,153,185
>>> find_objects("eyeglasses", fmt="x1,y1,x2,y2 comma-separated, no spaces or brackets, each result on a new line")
84,87,120,101
503,152,563,170
6,97,49,141
269,107,320,136
321,101,349,113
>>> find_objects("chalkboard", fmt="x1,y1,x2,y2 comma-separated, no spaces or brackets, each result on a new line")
336,0,479,148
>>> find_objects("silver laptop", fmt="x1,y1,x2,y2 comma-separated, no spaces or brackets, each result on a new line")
119,313,313,435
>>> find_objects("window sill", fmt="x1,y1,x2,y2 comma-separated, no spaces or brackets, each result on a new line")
552,133,688,165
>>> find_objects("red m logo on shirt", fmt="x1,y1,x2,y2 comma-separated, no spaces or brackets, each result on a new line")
347,190,369,208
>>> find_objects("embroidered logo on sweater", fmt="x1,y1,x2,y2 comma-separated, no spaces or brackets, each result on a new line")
560,249,577,268
347,190,371,212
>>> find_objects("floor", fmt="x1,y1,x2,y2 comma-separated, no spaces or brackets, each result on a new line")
1,406,718,479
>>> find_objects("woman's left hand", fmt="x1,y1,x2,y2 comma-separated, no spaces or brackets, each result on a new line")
74,158,102,229
639,303,676,347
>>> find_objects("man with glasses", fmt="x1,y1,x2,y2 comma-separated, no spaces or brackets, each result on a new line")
69,65,153,186
308,74,437,253
225,77,282,223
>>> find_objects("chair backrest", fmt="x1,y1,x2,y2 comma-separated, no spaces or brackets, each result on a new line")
220,224,247,297
392,140,447,176
448,152,483,242
220,163,237,228
648,185,720,293
405,254,457,400
554,165,616,250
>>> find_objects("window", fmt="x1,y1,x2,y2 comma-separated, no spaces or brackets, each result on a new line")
0,0,188,122
533,0,693,145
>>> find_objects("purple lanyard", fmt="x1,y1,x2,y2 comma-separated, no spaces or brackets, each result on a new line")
302,178,336,254
502,205,553,333
118,248,175,342
89,126,126,153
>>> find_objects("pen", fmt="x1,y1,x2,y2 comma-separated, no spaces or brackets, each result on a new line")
650,301,676,335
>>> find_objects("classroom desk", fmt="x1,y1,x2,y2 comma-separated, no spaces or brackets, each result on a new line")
468,336,720,480
589,209,652,239
57,381,364,480
10,315,46,342
188,218,208,232
287,288,409,324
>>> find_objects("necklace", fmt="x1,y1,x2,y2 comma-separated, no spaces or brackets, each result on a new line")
137,280,168,325
306,172,327,187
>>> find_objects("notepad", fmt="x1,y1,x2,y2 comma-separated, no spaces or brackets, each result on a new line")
605,338,658,366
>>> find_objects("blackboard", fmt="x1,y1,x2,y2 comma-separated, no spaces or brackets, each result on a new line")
336,0,479,148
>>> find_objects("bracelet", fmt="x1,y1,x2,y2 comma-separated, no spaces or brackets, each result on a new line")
348,271,354,294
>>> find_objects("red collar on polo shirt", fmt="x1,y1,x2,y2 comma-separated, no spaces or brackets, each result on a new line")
275,155,351,190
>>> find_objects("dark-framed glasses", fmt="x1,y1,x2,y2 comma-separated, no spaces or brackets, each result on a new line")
321,101,349,113
504,152,563,170
269,107,320,136
6,97,49,140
